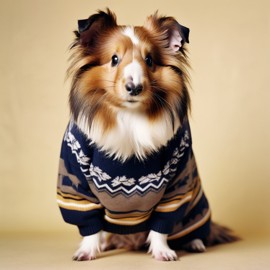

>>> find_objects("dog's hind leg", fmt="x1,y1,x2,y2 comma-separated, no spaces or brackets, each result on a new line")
182,239,206,253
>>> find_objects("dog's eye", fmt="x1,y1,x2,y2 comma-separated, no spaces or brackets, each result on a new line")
145,55,153,67
111,55,119,67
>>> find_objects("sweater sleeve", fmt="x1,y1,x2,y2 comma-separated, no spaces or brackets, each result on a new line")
150,122,200,234
57,121,104,236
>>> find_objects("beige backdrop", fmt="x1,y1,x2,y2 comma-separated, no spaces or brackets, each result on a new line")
0,0,269,237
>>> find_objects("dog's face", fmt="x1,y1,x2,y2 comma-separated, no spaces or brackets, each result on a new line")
68,9,190,126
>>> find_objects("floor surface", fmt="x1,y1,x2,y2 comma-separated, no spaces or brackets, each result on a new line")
0,232,270,270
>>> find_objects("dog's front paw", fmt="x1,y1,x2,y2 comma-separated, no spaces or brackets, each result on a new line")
149,245,178,261
73,233,101,261
73,249,98,261
147,230,178,261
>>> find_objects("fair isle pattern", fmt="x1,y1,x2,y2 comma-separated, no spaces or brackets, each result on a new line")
64,121,191,197
58,119,211,239
64,122,90,166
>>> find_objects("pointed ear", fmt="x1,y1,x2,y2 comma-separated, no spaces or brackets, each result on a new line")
169,24,189,53
76,9,117,46
78,19,91,33
147,13,190,53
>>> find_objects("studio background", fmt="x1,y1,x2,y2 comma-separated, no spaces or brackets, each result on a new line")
0,0,269,240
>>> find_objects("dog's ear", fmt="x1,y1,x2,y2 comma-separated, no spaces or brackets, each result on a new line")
76,9,117,46
169,24,189,52
146,12,190,53
159,16,189,53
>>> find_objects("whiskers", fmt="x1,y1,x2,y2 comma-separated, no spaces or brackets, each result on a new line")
86,79,116,105
150,80,174,110
149,80,180,131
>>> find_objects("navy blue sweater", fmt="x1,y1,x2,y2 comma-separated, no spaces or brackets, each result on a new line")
57,119,211,244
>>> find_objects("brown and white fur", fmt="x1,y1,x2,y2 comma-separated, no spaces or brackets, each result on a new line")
67,9,238,261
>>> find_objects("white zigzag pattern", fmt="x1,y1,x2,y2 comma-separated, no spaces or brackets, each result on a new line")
64,121,190,195
92,177,169,195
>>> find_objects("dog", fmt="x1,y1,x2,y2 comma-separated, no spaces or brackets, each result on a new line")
57,9,238,261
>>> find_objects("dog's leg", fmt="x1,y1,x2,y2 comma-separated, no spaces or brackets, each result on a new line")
147,230,178,261
183,238,206,253
73,232,101,261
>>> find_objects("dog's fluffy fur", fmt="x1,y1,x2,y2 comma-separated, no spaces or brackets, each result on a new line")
68,9,190,162
65,9,238,261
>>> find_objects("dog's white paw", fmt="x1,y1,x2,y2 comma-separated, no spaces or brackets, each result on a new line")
147,230,178,261
73,233,101,261
183,239,206,253
149,245,178,261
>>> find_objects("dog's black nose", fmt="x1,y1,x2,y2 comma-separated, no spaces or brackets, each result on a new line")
125,82,143,96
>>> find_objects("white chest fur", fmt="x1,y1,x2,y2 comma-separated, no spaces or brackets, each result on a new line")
77,110,180,162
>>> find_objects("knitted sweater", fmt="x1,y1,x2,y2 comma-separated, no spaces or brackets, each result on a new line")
57,118,211,245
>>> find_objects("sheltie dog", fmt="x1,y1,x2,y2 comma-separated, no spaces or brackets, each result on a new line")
57,8,238,261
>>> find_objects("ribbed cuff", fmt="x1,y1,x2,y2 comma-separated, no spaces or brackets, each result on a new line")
78,218,103,236
150,218,174,234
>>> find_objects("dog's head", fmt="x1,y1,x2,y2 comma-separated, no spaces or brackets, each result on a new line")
67,9,191,160
68,9,190,125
